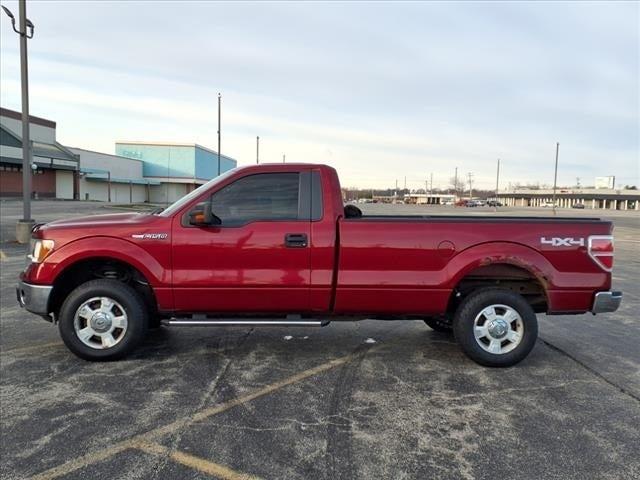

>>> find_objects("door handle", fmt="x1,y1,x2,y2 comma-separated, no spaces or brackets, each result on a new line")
284,233,308,248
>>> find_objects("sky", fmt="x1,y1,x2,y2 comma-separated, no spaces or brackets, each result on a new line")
0,1,638,190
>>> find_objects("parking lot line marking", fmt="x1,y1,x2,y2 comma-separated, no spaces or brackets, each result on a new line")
0,341,61,357
29,348,375,480
135,441,261,480
0,250,6,260
30,442,134,480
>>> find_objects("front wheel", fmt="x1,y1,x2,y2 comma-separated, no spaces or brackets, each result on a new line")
58,279,148,361
453,288,538,367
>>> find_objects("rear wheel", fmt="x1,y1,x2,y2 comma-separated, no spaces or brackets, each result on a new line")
453,288,538,367
58,279,148,361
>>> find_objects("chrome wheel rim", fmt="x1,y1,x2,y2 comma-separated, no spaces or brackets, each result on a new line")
473,304,523,355
73,297,128,350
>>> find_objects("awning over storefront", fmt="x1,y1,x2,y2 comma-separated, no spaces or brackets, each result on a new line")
81,167,161,185
0,124,79,170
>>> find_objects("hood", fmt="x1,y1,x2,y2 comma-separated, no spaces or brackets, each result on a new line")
38,212,155,232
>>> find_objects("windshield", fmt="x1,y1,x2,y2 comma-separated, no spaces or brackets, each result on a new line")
159,168,238,217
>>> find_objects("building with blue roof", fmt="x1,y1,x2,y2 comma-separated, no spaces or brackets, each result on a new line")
115,142,237,203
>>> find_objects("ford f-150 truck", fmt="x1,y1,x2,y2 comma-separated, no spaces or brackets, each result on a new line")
17,164,622,367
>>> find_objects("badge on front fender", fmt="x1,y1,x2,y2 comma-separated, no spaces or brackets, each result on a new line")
131,233,168,240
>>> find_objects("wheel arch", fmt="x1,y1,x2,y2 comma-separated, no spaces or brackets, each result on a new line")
446,242,553,314
47,255,160,321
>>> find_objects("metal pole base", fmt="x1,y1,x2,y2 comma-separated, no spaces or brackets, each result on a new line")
16,219,35,244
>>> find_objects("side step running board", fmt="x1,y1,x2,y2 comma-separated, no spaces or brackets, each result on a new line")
162,318,330,327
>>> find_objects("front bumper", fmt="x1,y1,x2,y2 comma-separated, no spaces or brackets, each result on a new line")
591,291,622,314
16,281,53,316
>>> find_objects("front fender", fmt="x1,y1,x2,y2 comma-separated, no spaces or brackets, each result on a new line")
25,236,171,287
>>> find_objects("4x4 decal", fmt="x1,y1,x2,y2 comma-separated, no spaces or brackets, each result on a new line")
540,237,584,247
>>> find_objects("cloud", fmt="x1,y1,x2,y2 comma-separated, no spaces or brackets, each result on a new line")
0,1,637,189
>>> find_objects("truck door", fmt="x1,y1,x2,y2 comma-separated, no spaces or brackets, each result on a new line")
171,171,313,313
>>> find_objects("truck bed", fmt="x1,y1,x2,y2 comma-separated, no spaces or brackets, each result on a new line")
347,215,604,223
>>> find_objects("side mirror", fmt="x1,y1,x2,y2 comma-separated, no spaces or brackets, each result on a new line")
188,203,221,226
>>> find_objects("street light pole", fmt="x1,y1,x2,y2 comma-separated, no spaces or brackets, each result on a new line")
217,93,221,176
256,136,260,164
552,142,559,216
2,0,35,243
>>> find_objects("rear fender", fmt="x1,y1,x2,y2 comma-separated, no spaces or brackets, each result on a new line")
445,242,555,291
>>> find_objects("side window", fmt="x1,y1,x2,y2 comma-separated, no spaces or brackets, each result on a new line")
209,173,300,226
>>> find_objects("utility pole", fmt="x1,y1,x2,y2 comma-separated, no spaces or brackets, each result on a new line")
430,172,433,193
282,154,285,163
404,176,406,191
217,93,221,176
256,136,260,164
468,172,474,199
454,167,458,198
2,1,35,243
494,159,501,210
552,142,559,216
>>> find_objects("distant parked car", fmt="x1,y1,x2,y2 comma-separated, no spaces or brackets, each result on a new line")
542,201,557,208
466,200,481,207
487,200,503,207
572,203,586,209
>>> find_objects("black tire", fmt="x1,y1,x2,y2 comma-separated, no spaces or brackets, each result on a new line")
424,317,453,333
58,279,148,361
453,288,538,367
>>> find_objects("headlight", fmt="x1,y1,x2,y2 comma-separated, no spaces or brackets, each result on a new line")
28,239,55,263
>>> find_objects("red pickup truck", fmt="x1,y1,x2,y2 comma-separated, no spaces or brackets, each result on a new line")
17,164,621,367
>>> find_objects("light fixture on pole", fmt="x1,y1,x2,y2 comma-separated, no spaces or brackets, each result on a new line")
2,1,36,244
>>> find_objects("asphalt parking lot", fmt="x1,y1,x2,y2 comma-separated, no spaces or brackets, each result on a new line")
1,200,639,480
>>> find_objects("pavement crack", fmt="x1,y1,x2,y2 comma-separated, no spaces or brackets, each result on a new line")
539,337,640,403
325,343,371,480
151,329,254,473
